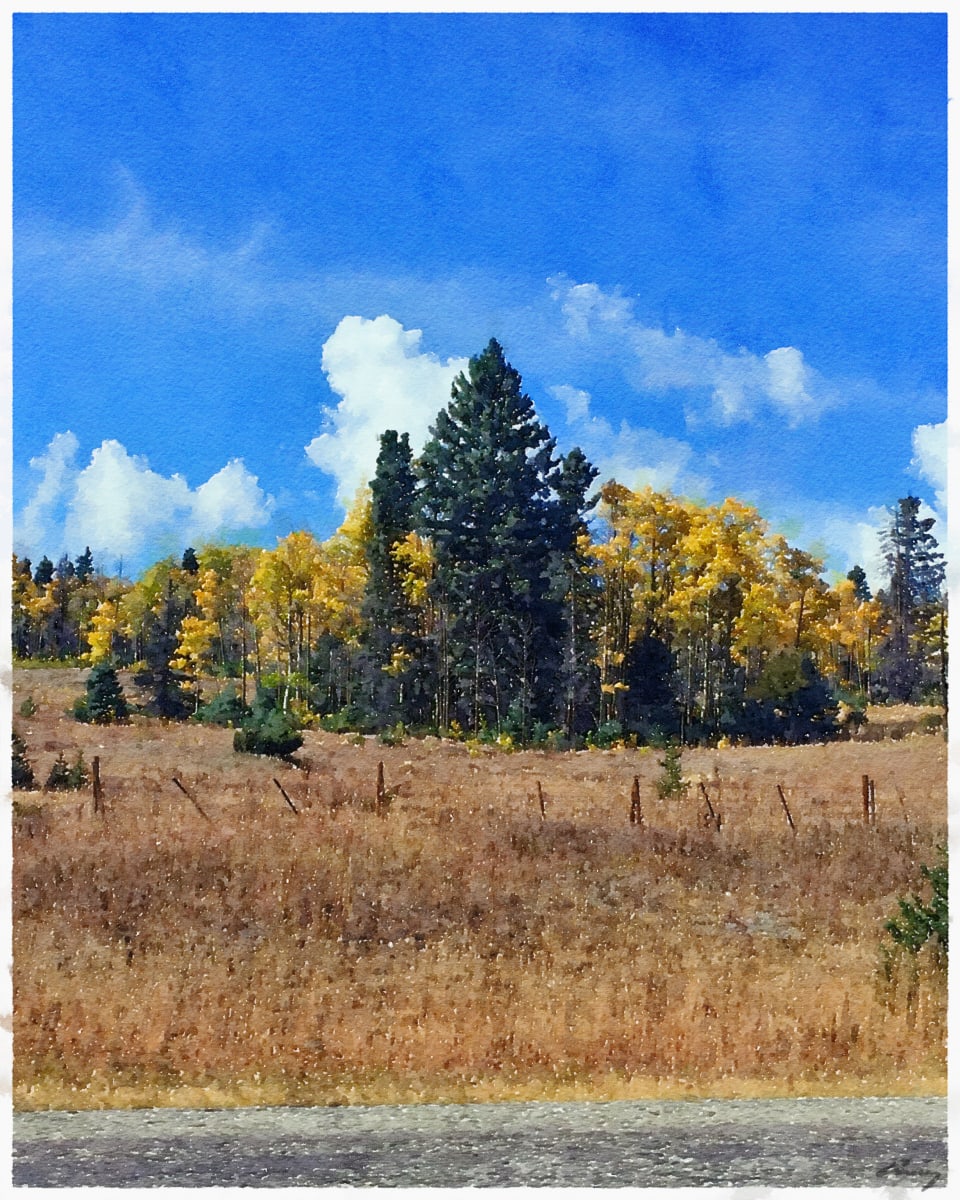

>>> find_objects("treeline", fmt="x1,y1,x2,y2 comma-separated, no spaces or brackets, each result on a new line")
12,339,947,747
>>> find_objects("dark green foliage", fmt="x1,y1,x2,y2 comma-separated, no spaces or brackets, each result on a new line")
740,651,839,744
234,686,303,757
883,848,947,975
33,556,54,587
883,849,950,998
196,684,249,726
359,430,428,726
846,564,871,602
418,338,572,735
622,632,680,741
74,546,95,582
587,719,625,750
19,694,38,717
554,447,601,738
656,742,687,799
75,662,128,724
44,750,88,792
877,497,945,703
134,565,193,719
12,730,36,790
181,547,200,574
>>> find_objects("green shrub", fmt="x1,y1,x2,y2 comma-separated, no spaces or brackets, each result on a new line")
586,720,624,749
884,847,948,966
196,684,249,727
74,662,129,725
233,687,303,758
12,731,36,790
656,742,688,799
44,751,89,792
19,695,38,717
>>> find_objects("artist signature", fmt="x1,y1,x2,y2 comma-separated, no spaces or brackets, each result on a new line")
876,1156,945,1190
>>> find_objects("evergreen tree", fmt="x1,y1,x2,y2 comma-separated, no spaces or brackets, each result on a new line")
847,564,872,602
360,431,427,725
12,730,36,790
74,546,95,582
553,447,601,738
418,339,566,735
75,662,129,724
181,547,200,574
133,563,193,719
877,497,945,702
33,555,54,587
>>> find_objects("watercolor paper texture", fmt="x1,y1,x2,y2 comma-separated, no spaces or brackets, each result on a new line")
9,9,948,1188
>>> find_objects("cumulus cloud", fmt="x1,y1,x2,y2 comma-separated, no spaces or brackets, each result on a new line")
549,276,826,426
306,315,469,505
550,383,709,497
14,433,274,571
910,420,948,512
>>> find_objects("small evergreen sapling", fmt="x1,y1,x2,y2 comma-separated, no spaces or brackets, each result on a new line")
45,751,89,792
656,743,688,799
12,731,36,790
234,686,303,758
74,662,129,724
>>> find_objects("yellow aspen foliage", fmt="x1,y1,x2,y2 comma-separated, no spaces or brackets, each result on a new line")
84,599,122,664
392,531,434,610
170,613,218,680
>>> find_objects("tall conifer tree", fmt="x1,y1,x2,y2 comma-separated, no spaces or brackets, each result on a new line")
418,339,574,734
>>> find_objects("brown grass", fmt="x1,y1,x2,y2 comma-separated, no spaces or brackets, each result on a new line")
11,669,947,1111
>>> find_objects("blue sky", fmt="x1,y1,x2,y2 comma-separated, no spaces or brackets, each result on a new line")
13,11,947,582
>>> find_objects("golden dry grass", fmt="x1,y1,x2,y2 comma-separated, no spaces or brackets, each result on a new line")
11,669,947,1111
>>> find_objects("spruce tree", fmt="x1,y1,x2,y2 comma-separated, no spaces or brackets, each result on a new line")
74,546,94,582
12,730,36,790
418,338,569,735
77,662,129,724
878,497,945,702
33,555,54,587
847,564,872,602
360,431,427,725
553,447,601,738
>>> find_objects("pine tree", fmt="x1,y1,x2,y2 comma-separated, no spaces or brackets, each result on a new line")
12,730,36,790
132,562,193,719
74,546,95,582
878,497,946,702
33,556,54,587
418,339,566,735
76,661,129,724
553,447,600,738
847,564,872,602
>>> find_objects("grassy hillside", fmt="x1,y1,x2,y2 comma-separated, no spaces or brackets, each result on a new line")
11,669,947,1110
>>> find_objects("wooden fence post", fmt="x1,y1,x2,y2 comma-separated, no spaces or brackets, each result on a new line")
630,776,643,826
92,756,102,815
776,783,796,833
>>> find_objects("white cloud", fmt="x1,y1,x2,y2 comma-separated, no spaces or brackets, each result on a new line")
910,420,948,512
18,431,80,554
14,434,274,571
549,383,709,498
306,315,469,506
549,276,826,426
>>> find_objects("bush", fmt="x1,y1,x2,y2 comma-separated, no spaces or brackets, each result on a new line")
656,742,688,799
884,848,948,967
44,751,89,792
19,694,38,717
233,687,303,758
196,684,249,727
75,662,129,725
12,731,36,790
586,720,624,749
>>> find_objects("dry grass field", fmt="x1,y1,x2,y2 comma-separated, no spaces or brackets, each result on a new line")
11,668,947,1111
